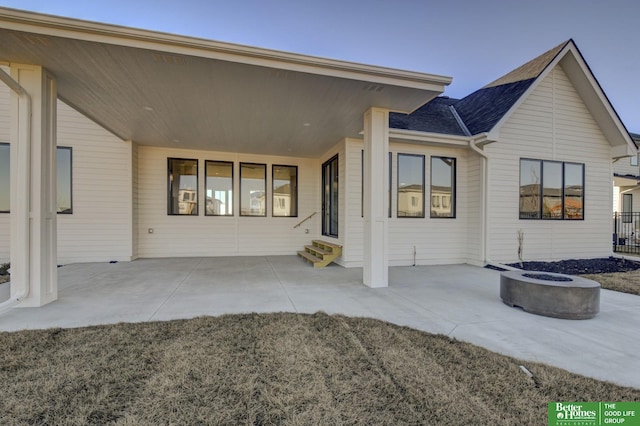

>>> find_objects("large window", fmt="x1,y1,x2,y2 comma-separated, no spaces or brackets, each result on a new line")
519,159,584,220
431,156,455,218
57,146,73,214
168,158,198,215
0,144,73,214
205,161,233,216
240,163,266,216
272,165,297,217
397,153,425,218
0,144,8,213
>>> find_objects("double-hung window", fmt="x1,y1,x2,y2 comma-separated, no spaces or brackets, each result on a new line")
519,159,584,220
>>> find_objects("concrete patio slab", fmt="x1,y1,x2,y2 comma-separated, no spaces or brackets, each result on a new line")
1,256,639,389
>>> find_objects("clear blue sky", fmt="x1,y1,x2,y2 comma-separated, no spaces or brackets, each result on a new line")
2,0,638,132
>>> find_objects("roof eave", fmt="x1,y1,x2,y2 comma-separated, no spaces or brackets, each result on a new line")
0,6,451,94
389,128,470,147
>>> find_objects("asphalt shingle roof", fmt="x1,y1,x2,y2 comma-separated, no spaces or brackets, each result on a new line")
452,79,535,135
390,41,570,137
389,97,467,136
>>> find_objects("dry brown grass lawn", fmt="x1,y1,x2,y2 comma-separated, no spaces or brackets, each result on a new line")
1,313,638,425
583,270,640,296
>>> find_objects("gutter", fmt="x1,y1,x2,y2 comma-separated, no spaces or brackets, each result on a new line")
468,135,492,265
0,66,31,314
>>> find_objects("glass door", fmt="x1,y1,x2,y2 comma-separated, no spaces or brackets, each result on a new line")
322,155,339,237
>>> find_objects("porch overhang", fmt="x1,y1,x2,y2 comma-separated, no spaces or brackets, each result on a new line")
0,7,452,157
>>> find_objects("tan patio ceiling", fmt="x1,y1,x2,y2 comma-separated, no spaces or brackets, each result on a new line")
0,8,451,157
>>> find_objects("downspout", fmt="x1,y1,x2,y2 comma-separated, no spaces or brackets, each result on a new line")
469,138,490,265
0,66,32,314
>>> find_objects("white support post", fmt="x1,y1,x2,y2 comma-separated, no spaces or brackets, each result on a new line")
9,64,58,307
362,108,389,288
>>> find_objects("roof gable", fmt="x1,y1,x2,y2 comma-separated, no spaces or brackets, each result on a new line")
387,39,635,155
453,41,570,136
490,39,636,155
389,41,568,137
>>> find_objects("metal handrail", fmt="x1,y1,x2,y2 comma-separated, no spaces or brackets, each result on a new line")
293,211,317,228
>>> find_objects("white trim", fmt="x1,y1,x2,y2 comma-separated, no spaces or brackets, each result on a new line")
362,108,389,288
389,129,470,147
488,41,635,155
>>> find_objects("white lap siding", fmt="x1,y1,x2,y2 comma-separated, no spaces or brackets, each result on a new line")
388,142,471,265
56,101,134,263
137,146,320,257
0,86,133,263
486,65,613,263
341,138,476,267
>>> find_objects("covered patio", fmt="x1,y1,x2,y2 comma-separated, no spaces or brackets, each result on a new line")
1,257,639,389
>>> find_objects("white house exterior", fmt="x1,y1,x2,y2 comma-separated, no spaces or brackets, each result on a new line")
0,8,636,308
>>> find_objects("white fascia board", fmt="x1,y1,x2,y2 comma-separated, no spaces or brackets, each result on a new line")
389,128,470,147
488,41,635,152
0,7,452,92
559,47,636,151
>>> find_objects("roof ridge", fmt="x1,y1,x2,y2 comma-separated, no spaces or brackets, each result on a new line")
448,105,471,136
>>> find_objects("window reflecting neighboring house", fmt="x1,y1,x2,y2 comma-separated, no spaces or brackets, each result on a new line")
273,165,297,217
397,184,424,217
397,154,424,218
206,160,233,216
519,159,584,220
168,158,198,215
241,163,266,216
430,156,455,218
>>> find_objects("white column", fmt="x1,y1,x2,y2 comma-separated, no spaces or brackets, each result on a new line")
362,108,389,287
10,64,58,307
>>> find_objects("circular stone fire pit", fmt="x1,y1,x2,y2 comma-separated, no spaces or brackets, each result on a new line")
500,270,600,319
